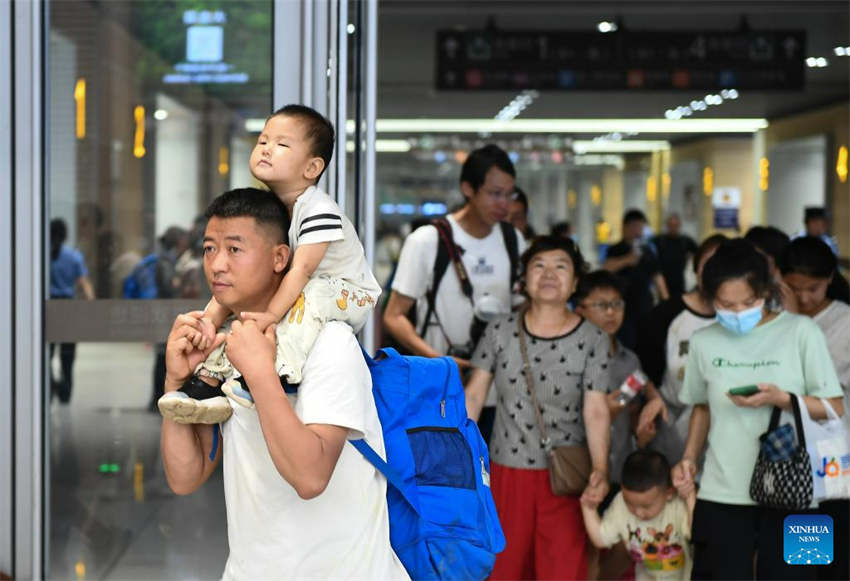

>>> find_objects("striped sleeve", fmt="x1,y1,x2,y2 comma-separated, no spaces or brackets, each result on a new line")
297,211,344,245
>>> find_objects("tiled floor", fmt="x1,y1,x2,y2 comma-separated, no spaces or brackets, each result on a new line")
48,343,227,581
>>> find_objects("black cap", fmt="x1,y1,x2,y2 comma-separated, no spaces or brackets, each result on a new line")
804,207,827,222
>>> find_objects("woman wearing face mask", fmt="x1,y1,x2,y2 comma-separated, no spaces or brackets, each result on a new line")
671,239,844,580
781,236,850,581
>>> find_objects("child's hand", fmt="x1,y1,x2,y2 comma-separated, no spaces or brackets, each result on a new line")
635,418,657,448
637,397,667,434
192,316,217,350
240,311,280,334
225,320,277,381
672,458,697,499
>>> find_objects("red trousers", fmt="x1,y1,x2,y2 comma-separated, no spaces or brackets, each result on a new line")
490,462,588,580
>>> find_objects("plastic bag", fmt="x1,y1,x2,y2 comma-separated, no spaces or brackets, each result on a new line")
798,394,850,501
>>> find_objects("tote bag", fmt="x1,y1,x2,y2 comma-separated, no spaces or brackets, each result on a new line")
798,394,850,502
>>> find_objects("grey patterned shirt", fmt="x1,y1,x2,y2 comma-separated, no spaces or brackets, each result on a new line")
471,312,611,469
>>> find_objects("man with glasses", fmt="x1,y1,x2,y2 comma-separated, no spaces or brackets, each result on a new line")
383,145,525,442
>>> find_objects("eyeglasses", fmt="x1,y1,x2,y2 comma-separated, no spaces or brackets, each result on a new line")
581,300,625,312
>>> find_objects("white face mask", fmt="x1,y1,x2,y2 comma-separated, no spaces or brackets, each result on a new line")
714,301,765,335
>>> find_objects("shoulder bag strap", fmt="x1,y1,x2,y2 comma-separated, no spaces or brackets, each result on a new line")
517,308,551,450
790,394,807,449
499,221,520,289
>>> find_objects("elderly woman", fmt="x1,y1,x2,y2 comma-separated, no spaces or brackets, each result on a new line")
673,239,844,580
465,235,612,580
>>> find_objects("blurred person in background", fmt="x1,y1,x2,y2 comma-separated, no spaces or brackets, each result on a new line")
793,207,839,256
652,213,698,298
465,235,611,580
507,186,535,240
636,234,727,453
550,221,573,240
49,218,95,403
744,225,796,312
673,239,843,580
781,236,850,581
603,209,669,350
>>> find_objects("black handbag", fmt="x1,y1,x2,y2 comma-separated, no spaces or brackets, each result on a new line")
749,395,813,510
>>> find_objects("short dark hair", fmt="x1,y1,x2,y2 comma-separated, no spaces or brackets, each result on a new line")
511,186,529,212
519,235,587,299
460,144,515,191
621,450,672,492
780,236,837,279
550,221,572,238
744,226,789,266
804,207,827,223
692,233,728,274
701,238,775,303
623,209,647,225
270,104,335,181
572,270,625,304
204,188,290,244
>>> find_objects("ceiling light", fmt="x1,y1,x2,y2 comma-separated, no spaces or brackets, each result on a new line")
347,23,355,34
597,21,617,33
345,139,412,153
345,118,768,134
807,57,829,68
153,109,168,121
573,140,670,154
835,47,846,56
817,57,828,67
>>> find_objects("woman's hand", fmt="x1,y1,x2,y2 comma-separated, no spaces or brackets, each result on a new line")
605,391,626,419
225,320,277,382
727,383,791,409
672,458,697,499
580,469,610,507
637,396,668,433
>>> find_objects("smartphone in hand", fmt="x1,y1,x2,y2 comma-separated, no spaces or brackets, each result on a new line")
728,385,759,397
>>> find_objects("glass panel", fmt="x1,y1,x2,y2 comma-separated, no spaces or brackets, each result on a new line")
45,1,271,577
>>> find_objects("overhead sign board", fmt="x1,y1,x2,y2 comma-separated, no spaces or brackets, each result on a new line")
436,29,805,91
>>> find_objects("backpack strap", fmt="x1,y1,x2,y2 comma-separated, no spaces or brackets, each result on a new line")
499,221,520,289
419,217,472,336
350,439,421,516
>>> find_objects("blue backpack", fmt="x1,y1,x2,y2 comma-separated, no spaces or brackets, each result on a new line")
351,348,505,580
122,254,159,299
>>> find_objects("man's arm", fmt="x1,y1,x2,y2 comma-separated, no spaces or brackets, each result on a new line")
653,273,670,301
382,291,441,357
225,321,348,499
672,403,709,498
160,312,226,494
603,252,638,273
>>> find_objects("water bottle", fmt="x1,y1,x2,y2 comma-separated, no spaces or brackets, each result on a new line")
617,370,648,405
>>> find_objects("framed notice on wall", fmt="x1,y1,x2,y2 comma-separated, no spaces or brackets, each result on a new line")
712,187,741,230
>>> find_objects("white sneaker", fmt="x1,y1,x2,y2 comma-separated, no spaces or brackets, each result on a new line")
158,391,232,424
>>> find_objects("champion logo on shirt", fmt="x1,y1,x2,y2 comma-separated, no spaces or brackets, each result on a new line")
711,357,780,370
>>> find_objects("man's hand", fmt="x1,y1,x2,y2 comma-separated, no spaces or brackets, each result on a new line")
240,311,281,334
672,458,697,499
451,356,472,370
225,320,277,381
165,311,226,389
635,417,657,448
581,469,610,507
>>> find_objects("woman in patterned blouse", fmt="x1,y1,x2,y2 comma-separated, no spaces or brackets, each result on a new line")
466,235,612,580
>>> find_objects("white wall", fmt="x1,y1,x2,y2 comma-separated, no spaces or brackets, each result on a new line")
154,93,200,237
669,160,702,239
622,170,647,216
48,30,78,244
766,134,827,236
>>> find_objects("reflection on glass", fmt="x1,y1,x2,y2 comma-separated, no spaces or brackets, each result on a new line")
46,1,271,578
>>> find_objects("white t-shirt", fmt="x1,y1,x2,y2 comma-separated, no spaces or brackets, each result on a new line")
391,215,525,355
659,308,716,408
813,300,850,393
290,186,382,296
220,322,408,580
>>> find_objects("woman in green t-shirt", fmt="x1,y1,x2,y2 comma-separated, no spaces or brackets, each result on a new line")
672,239,844,580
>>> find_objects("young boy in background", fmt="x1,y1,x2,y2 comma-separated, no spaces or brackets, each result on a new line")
159,104,381,423
582,450,695,581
